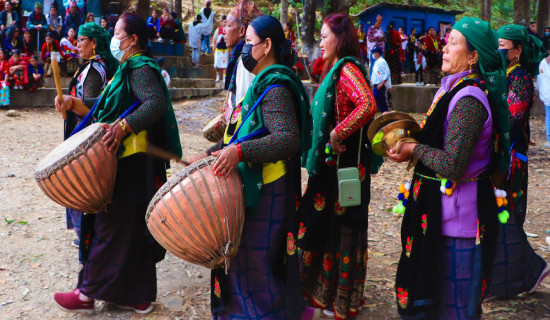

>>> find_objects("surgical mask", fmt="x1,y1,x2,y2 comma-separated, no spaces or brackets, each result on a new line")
241,42,265,73
110,36,131,61
497,48,508,62
545,32,550,37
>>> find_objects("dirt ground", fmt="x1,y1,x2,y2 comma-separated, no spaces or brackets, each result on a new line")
0,94,549,320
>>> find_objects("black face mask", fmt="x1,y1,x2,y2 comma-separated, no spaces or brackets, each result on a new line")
241,42,265,73
497,48,509,62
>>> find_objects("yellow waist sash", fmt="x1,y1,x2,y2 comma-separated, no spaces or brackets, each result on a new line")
119,130,148,159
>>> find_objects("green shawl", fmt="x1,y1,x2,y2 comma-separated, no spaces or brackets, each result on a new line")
497,24,547,77
237,64,311,207
92,54,182,158
454,17,510,174
301,56,382,175
78,22,118,77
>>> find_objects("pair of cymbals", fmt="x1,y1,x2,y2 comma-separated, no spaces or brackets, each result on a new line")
367,112,421,157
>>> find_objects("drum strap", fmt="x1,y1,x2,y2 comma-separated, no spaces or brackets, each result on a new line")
70,98,141,137
227,84,283,146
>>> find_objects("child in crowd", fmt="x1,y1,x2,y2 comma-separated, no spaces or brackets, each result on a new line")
27,54,43,92
213,16,228,82
0,49,10,107
171,11,185,43
147,9,160,40
22,30,35,62
85,12,94,24
159,8,175,44
188,14,203,66
8,49,27,89
370,46,391,112
41,32,61,76
47,5,63,40
60,27,78,74
157,57,170,87
414,42,426,86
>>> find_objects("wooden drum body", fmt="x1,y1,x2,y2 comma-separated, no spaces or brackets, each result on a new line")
35,123,117,213
146,156,245,270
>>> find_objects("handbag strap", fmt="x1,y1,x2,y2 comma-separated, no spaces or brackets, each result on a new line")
335,91,363,169
227,84,282,145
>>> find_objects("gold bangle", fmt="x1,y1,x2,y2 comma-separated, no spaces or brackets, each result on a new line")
119,119,126,134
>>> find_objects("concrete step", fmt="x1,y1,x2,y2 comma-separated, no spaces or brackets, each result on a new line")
8,87,222,107
43,77,72,88
155,55,188,67
200,54,214,65
169,78,215,88
167,65,216,79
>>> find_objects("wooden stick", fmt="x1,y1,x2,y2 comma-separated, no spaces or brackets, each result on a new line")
146,143,189,166
50,52,66,120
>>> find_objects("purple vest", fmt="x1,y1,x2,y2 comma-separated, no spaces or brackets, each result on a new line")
434,71,493,238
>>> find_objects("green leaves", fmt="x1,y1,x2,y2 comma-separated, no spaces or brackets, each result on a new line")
4,218,28,225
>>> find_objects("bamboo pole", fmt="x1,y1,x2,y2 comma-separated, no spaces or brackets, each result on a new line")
50,52,66,120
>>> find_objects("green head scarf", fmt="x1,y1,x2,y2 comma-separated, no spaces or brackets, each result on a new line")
453,17,510,174
497,24,547,77
78,22,118,77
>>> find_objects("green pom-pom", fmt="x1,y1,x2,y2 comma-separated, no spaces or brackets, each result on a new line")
325,147,330,154
393,205,399,213
441,178,448,187
397,203,406,214
498,210,510,224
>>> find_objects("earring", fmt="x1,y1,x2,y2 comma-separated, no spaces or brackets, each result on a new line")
469,63,473,73
93,47,96,55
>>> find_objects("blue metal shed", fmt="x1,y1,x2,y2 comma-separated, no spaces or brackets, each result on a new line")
355,2,463,36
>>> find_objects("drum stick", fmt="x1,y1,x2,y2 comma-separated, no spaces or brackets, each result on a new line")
50,52,66,120
146,144,190,166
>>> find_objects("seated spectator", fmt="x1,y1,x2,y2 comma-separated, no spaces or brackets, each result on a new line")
159,8,175,43
27,55,43,91
85,12,94,24
47,5,63,40
62,0,85,16
171,11,185,43
0,48,10,107
60,28,78,74
8,49,27,89
21,30,34,62
4,26,21,57
63,2,81,37
27,2,49,49
0,2,18,39
100,17,113,36
41,32,62,77
147,9,160,40
8,0,22,25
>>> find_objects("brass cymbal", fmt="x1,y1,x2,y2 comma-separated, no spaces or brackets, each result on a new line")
372,119,421,157
367,111,415,142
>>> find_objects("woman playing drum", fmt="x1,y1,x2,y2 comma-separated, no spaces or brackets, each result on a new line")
63,22,117,250
191,15,311,320
53,12,182,315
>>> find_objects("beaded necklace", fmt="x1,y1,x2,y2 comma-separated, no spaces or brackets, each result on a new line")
506,63,520,77
420,72,479,128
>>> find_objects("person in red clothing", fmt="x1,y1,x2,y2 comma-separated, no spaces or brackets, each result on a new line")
423,26,442,85
0,48,9,84
310,55,325,83
385,21,403,84
357,23,367,64
8,49,27,89
159,8,175,43
60,27,79,74
41,32,62,77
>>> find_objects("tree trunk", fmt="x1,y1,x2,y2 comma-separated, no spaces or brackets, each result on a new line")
481,0,492,22
280,0,289,25
329,0,356,15
175,0,183,17
301,0,320,61
536,0,549,35
514,0,531,26
136,0,150,17
118,0,131,13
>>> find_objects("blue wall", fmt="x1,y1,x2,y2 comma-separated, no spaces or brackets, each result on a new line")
358,7,457,36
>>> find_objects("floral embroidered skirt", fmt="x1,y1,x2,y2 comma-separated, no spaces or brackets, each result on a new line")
297,162,370,320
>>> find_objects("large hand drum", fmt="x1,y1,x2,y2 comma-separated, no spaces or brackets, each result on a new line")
35,123,117,213
146,156,245,270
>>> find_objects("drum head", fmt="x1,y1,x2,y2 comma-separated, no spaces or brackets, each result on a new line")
35,123,105,178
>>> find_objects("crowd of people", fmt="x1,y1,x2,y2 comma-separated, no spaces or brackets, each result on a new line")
31,0,549,319
0,0,114,106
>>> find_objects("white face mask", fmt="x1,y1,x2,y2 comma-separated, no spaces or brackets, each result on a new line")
110,36,131,61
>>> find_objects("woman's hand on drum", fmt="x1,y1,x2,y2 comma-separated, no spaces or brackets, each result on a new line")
387,141,416,163
212,145,240,178
100,122,124,154
330,130,346,154
55,94,74,113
